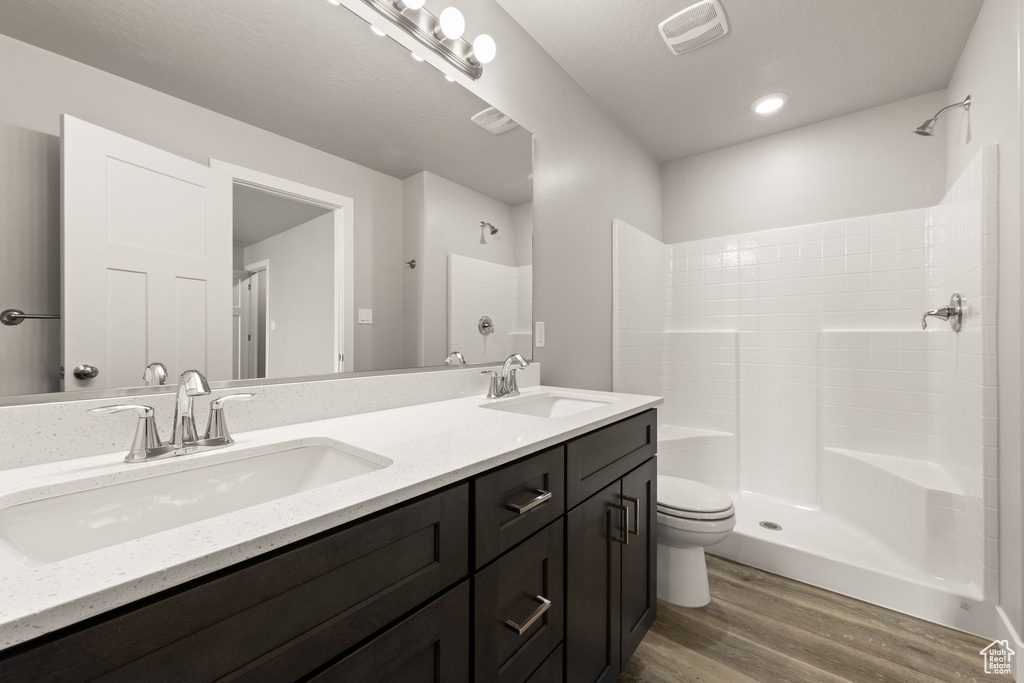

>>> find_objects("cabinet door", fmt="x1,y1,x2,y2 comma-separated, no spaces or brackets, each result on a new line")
310,581,470,683
620,458,657,664
565,479,623,683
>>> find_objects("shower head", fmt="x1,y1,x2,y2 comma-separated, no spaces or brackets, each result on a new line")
479,221,497,244
914,119,937,137
913,95,970,136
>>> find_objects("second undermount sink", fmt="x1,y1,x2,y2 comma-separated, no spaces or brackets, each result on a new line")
0,442,389,567
482,392,616,419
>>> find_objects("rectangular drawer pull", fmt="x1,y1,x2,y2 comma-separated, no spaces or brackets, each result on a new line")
622,494,640,535
504,594,552,635
505,489,553,515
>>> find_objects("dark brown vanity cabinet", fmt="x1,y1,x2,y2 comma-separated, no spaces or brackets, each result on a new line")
0,409,658,683
565,418,658,683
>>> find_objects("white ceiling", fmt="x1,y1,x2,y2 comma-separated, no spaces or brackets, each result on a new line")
0,0,533,205
233,185,333,248
497,0,983,161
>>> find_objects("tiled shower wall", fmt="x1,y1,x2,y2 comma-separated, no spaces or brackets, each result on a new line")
613,146,998,589
448,255,532,363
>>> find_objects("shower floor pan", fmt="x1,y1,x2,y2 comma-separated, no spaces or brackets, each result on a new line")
656,428,994,638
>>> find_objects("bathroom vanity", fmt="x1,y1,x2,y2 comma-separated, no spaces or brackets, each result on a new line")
0,389,659,682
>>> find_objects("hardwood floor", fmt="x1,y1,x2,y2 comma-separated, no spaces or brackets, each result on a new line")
619,555,1012,683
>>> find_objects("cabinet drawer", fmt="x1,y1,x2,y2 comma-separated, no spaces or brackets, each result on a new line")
0,485,469,683
475,519,564,683
474,446,565,568
309,581,470,683
566,410,656,509
526,644,564,683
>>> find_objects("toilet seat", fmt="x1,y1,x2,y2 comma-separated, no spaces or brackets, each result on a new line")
657,476,734,520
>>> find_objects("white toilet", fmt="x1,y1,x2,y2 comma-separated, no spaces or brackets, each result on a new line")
656,476,736,608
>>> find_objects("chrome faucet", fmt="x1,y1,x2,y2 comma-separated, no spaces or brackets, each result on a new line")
481,353,530,399
88,369,256,463
445,351,467,365
170,370,212,448
142,362,168,386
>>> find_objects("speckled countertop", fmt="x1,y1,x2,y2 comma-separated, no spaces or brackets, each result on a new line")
0,386,661,649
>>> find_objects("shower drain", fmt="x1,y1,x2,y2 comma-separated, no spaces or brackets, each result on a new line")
759,521,783,531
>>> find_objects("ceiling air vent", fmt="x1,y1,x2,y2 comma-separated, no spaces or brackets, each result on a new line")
658,0,729,56
471,107,519,135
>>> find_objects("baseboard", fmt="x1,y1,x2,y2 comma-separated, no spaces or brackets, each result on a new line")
994,606,1023,680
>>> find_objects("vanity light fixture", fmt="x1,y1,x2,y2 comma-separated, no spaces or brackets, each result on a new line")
751,93,788,115
349,0,493,79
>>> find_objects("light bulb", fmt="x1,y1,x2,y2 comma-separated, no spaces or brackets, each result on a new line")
438,7,465,40
395,0,426,9
370,25,386,37
752,93,788,115
471,34,496,64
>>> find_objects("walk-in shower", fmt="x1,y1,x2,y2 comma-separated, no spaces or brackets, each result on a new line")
613,146,998,636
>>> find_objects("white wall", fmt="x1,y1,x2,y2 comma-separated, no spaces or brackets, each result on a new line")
243,213,336,379
0,124,60,396
402,174,427,368
0,34,405,388
662,91,950,243
512,201,534,266
943,0,1024,649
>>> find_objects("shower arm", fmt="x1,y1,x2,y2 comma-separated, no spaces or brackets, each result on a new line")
931,96,971,120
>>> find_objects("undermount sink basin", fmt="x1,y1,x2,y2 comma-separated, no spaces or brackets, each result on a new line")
482,392,615,419
0,442,388,567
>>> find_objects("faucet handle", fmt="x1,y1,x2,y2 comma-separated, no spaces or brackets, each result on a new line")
204,393,256,444
506,366,526,397
480,370,501,400
87,404,164,463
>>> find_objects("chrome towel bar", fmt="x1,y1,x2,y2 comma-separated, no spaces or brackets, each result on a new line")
1,308,60,326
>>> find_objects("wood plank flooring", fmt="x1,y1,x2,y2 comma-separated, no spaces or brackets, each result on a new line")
619,555,1012,683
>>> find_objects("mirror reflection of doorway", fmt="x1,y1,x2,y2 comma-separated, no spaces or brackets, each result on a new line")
231,183,335,380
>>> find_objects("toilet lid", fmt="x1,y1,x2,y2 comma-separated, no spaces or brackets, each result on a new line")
657,476,733,514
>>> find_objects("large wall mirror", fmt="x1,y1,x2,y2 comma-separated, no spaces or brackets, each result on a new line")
0,0,534,402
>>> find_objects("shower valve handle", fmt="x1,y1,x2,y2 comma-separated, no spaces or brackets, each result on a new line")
921,293,963,332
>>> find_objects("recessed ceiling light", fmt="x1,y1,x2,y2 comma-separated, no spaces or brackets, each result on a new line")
370,25,386,36
752,93,788,115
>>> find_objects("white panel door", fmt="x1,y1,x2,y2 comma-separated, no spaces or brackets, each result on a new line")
61,115,231,390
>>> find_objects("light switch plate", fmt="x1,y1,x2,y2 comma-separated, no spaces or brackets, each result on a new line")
358,309,373,324
535,322,545,347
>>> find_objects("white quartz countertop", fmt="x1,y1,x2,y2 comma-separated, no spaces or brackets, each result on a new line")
0,386,661,649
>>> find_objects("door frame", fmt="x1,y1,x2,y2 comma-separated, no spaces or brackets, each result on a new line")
211,160,355,373
243,259,270,378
